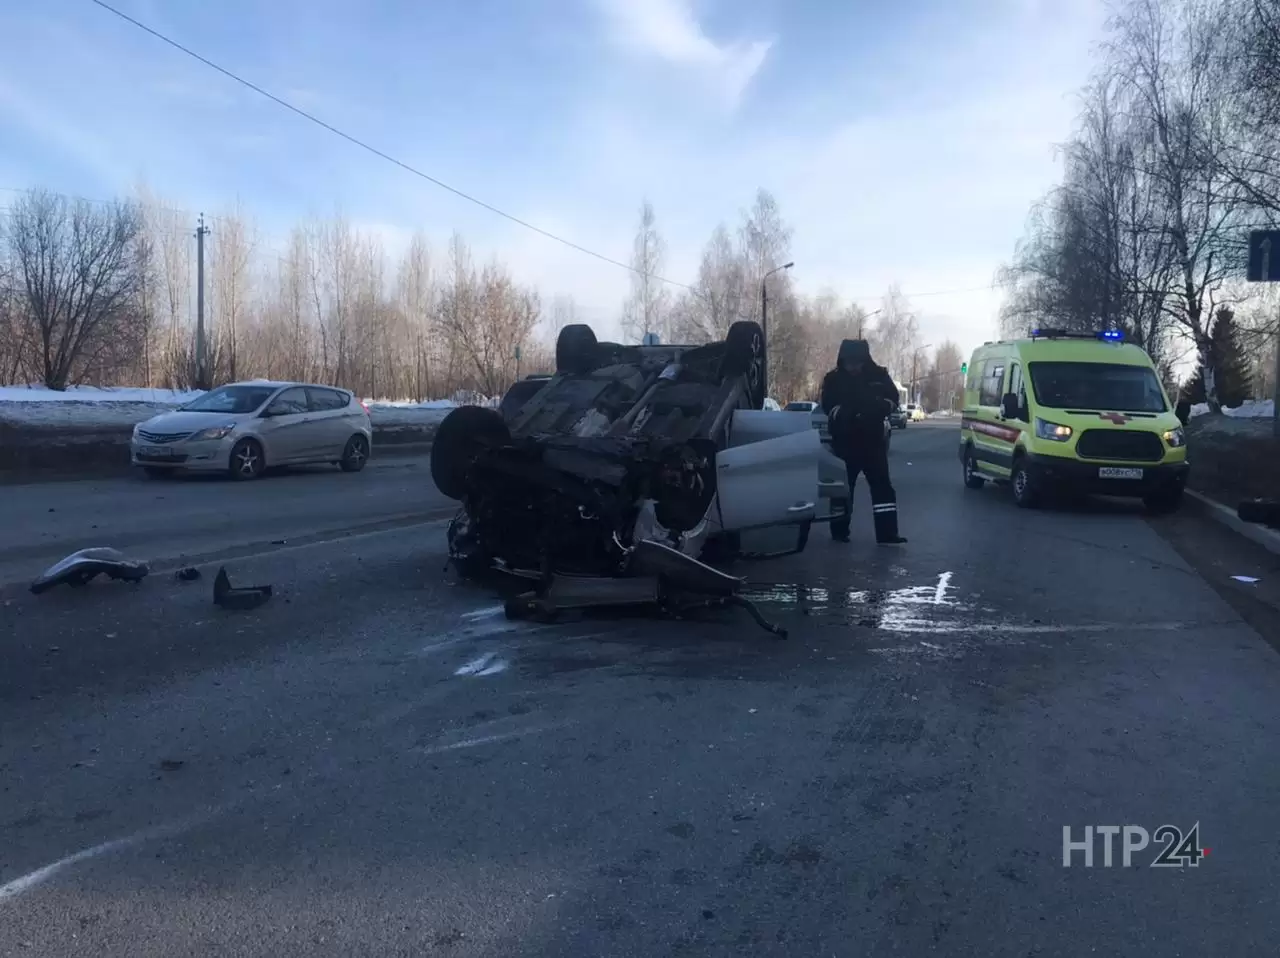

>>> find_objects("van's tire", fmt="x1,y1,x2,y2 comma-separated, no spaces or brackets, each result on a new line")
339,434,369,472
431,405,510,501
1010,456,1040,508
963,447,985,489
1143,485,1184,515
556,324,598,375
722,320,765,409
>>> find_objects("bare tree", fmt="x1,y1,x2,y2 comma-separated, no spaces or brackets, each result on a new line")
209,205,256,382
867,285,920,383
621,200,670,342
397,230,435,400
4,189,146,389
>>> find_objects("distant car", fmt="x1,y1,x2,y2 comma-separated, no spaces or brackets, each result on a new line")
889,406,908,429
784,401,818,413
905,403,926,422
131,380,373,480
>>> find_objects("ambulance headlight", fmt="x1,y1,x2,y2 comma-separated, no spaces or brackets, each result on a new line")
1035,418,1073,442
1163,426,1186,448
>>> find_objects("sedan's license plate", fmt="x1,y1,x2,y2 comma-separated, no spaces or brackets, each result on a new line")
142,446,176,459
1099,467,1143,479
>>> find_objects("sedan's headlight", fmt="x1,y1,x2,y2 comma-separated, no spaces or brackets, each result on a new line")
1163,426,1186,448
191,424,237,441
1035,418,1073,442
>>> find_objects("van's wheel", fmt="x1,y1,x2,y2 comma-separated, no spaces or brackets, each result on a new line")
963,447,985,489
229,438,265,481
340,434,369,472
1010,456,1039,507
431,405,510,500
556,324,598,375
1143,485,1184,515
721,320,765,409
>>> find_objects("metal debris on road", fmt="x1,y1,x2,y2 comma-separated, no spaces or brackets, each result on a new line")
175,567,202,581
212,566,273,610
29,547,150,595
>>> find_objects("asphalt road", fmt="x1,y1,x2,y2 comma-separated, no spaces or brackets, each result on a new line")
2,420,1279,957
0,455,454,590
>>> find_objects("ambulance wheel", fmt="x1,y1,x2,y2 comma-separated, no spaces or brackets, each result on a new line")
962,448,985,489
1010,457,1040,508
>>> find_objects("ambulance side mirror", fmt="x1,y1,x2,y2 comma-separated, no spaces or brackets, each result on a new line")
1000,393,1020,419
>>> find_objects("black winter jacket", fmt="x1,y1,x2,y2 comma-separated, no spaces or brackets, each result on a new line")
820,362,898,455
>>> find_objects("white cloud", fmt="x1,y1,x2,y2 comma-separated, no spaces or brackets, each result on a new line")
591,0,772,107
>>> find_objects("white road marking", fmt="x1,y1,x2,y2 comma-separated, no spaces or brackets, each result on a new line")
420,722,570,756
455,652,500,675
934,572,953,604
0,808,223,905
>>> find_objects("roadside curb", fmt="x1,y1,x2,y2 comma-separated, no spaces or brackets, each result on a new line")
1185,488,1280,558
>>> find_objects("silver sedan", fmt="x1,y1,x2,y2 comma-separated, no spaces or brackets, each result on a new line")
130,381,373,480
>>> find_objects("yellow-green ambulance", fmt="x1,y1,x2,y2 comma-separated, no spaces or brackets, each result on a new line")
959,329,1188,512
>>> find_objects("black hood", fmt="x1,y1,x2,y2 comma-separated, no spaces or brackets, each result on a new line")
838,339,871,369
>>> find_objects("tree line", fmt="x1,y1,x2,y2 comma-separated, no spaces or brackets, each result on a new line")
998,0,1280,411
0,182,959,405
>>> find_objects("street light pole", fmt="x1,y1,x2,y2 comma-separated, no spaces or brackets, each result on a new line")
760,261,794,400
910,344,933,406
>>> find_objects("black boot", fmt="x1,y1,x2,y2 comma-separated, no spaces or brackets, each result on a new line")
830,499,851,542
872,501,906,544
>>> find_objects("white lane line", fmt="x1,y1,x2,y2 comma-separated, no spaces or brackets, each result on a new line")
420,722,571,756
455,652,499,676
934,572,953,604
0,807,224,905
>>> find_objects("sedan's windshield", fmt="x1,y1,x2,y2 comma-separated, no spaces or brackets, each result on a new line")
181,385,278,414
1028,362,1167,412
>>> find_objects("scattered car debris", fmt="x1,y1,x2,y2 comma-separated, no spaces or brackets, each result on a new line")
175,567,202,582
1238,498,1280,528
30,548,149,595
432,322,816,637
1231,575,1260,584
212,566,273,610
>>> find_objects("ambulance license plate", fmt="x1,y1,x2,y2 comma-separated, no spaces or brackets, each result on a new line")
1098,467,1143,479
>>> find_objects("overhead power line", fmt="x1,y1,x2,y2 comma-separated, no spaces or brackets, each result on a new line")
87,0,700,295
86,2,1026,308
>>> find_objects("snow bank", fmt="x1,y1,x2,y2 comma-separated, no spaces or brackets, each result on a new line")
1189,399,1275,419
0,384,204,405
0,383,492,432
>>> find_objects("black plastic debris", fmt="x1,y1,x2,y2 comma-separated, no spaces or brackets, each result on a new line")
1238,498,1280,529
30,548,149,595
175,567,202,582
212,566,272,610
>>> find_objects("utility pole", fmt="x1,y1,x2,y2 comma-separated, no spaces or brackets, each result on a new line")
195,215,210,390
760,261,794,400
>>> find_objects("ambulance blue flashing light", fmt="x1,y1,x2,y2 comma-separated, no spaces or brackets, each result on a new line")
1029,327,1125,342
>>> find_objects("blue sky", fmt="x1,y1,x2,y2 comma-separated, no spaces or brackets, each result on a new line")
0,0,1107,353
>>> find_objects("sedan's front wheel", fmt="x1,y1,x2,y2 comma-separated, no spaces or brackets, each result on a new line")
229,438,265,481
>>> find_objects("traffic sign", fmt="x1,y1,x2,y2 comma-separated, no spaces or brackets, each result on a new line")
1246,230,1280,282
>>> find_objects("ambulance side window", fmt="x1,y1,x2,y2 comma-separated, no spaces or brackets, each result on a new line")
978,360,1005,407
1007,364,1027,420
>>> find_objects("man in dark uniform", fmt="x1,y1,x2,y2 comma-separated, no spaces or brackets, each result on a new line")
820,339,907,544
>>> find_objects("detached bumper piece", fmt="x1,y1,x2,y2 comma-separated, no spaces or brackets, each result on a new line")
502,540,789,639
